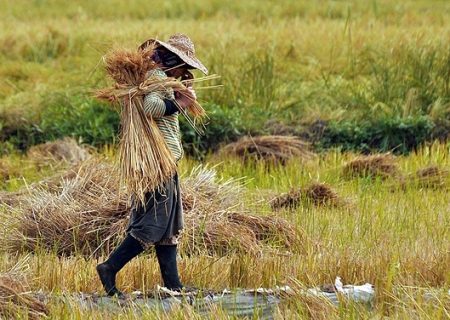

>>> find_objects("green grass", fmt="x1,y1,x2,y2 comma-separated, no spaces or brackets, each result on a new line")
0,0,449,152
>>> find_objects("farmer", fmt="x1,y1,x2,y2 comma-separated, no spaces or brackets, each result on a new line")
97,33,208,297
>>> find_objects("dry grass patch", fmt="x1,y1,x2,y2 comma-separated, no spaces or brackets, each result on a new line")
343,154,399,179
181,166,304,255
1,159,301,256
27,137,90,165
221,135,316,165
0,263,48,320
271,182,347,211
413,165,449,188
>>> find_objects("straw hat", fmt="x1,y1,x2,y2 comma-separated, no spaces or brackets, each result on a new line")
139,33,208,75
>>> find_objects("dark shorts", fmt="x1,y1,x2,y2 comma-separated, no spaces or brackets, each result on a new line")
127,174,183,248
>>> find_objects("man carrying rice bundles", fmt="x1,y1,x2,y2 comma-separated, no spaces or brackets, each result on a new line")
96,33,209,297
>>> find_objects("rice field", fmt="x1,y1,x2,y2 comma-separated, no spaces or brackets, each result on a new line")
0,141,448,319
0,0,449,319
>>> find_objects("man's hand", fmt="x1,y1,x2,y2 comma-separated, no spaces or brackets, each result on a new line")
175,87,197,109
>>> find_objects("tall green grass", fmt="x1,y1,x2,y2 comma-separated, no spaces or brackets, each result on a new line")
0,0,448,153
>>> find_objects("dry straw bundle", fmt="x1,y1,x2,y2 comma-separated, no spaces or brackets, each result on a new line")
180,166,303,255
271,182,346,211
95,46,211,204
343,154,399,179
3,158,129,255
413,165,449,188
2,159,301,256
0,262,48,320
394,165,450,190
221,135,316,165
27,137,90,164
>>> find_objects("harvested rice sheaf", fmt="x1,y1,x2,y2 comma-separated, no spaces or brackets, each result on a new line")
271,183,346,211
390,165,449,191
343,154,398,179
4,158,129,255
27,137,90,164
95,46,209,206
181,167,303,255
221,135,316,165
0,265,48,320
2,159,301,256
270,189,302,211
303,183,343,206
414,165,449,188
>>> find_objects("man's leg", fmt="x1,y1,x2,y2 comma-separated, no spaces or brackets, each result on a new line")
155,244,183,290
97,234,144,296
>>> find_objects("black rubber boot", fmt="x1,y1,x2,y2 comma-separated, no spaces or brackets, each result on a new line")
155,245,183,290
97,234,144,296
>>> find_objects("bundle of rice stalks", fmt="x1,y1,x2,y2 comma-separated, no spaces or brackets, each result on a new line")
269,189,302,211
221,135,315,165
180,166,302,255
343,154,398,179
96,48,207,118
182,213,302,256
270,183,346,210
180,165,244,214
0,191,24,207
3,160,301,256
184,219,260,255
95,46,211,205
413,165,449,188
27,137,90,164
228,212,300,248
0,262,48,320
303,183,344,207
5,158,129,255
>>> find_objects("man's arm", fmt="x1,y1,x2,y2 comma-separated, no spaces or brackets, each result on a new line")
143,93,179,118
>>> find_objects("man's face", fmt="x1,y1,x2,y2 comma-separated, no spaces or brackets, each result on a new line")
166,67,185,78
166,67,193,80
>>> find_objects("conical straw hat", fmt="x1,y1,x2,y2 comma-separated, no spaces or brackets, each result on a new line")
139,33,208,75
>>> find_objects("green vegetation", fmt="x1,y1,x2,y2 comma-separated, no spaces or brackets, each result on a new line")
0,0,449,154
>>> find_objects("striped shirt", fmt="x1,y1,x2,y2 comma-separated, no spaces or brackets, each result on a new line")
143,69,183,161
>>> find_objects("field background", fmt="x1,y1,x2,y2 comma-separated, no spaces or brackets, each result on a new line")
0,0,449,319
0,0,449,154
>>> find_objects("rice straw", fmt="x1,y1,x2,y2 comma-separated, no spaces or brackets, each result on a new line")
95,46,218,203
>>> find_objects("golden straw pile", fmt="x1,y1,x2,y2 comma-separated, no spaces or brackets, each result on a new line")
95,46,208,205
413,165,449,188
221,135,316,165
270,182,347,211
1,158,301,256
2,158,129,256
27,137,90,164
343,154,448,189
0,263,48,320
343,154,399,179
180,166,302,255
